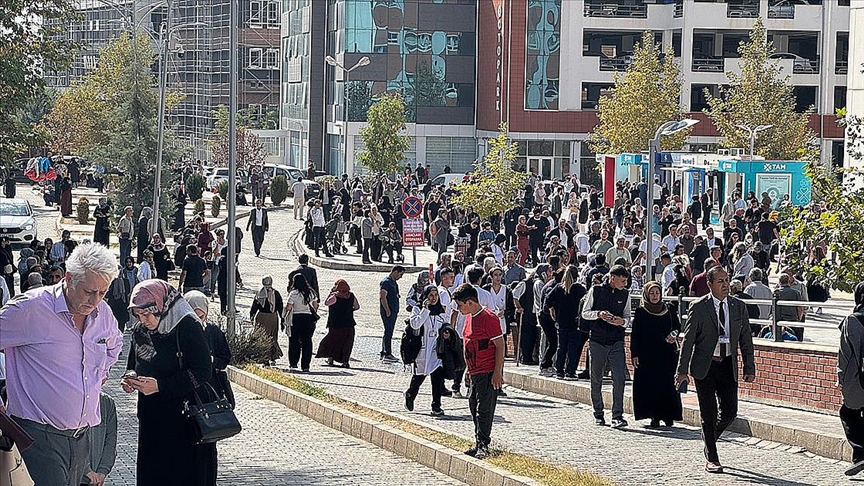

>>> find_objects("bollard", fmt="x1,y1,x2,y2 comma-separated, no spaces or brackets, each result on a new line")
772,289,781,342
677,286,685,318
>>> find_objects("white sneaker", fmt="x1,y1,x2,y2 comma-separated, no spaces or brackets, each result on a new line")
539,368,555,377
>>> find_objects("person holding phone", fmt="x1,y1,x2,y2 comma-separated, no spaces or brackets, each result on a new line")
676,266,755,474
630,281,682,428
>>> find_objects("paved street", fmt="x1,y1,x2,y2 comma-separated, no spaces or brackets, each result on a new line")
17,183,856,485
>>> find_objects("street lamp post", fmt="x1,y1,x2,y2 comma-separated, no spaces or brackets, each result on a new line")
325,55,370,174
735,124,774,161
226,0,239,337
644,118,700,281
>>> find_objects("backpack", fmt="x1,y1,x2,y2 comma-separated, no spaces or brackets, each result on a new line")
400,321,423,365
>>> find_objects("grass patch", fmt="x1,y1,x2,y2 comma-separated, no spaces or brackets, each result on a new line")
242,365,614,486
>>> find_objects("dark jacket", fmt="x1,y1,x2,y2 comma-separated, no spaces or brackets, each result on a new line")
436,325,465,380
246,207,270,232
582,284,629,345
289,264,319,299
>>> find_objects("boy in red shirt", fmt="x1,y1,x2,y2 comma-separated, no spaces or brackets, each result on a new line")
452,283,505,460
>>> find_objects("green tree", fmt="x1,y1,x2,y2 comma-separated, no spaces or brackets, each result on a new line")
211,127,267,170
356,93,410,175
705,18,814,160
1,0,79,165
41,81,107,154
451,123,528,219
589,31,688,154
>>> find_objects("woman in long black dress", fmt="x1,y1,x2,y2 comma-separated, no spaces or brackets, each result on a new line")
93,197,111,246
147,233,172,281
316,279,358,367
137,207,152,263
630,280,683,428
122,280,216,486
185,290,234,408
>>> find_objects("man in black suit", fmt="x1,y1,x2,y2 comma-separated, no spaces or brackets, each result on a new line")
288,254,320,299
246,199,269,257
700,189,713,230
676,266,755,473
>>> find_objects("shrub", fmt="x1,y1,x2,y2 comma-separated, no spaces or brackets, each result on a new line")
186,173,206,201
226,328,274,365
270,175,289,206
215,181,229,201
211,194,221,218
194,198,205,215
76,197,90,224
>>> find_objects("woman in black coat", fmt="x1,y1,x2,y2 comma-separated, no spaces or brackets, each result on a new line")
92,198,111,246
185,290,234,408
123,280,216,486
137,208,152,263
630,281,683,428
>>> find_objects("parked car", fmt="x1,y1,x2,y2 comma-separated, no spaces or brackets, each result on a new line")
0,198,37,246
429,173,467,189
769,52,817,74
206,167,248,190
262,164,320,198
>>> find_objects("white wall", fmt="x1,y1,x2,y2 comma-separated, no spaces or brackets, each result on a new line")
845,0,864,177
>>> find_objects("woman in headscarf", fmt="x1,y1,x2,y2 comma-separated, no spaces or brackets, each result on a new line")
137,207,152,263
839,282,864,476
404,285,448,416
285,273,319,372
58,175,72,217
250,275,284,366
93,197,111,246
185,290,234,408
406,270,431,310
316,279,359,368
629,281,682,428
122,280,216,486
146,233,171,281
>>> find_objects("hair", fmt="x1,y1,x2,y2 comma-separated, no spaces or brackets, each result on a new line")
779,273,792,286
451,283,478,304
608,264,630,278
730,280,743,292
706,265,727,283
391,265,406,274
467,267,485,285
748,267,763,282
291,273,313,304
299,254,309,264
562,265,580,294
66,243,117,288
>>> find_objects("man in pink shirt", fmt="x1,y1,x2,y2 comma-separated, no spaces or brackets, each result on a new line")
0,243,122,486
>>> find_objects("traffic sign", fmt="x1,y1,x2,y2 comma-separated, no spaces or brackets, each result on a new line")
401,196,423,218
402,217,425,247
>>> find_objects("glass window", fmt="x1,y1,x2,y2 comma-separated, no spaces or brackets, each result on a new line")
555,141,570,157
249,48,262,68
527,141,553,156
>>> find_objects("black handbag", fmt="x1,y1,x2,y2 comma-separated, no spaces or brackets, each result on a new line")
176,331,241,444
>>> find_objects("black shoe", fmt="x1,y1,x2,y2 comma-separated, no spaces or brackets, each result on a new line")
430,408,445,417
611,418,628,429
555,373,565,380
474,445,491,460
663,419,673,427
577,371,590,379
464,447,477,457
404,391,415,412
497,389,507,397
563,373,578,381
340,362,351,369
440,389,452,397
646,419,660,428
594,417,606,426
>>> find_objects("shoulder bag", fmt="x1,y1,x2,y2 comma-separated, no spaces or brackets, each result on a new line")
176,330,242,444
0,435,32,486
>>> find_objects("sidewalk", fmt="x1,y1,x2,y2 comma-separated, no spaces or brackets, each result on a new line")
294,230,439,273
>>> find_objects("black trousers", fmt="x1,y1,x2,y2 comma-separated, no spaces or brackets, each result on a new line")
538,313,557,369
362,237,372,263
288,317,316,370
312,226,325,254
529,241,542,266
694,357,738,462
468,372,498,448
841,405,864,463
252,226,265,256
518,313,538,364
407,367,445,410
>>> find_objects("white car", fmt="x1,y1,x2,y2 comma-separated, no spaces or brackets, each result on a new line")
429,173,467,188
0,199,37,246
206,168,248,191
262,164,320,198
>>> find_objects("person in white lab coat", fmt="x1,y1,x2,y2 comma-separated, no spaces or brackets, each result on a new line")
404,285,447,416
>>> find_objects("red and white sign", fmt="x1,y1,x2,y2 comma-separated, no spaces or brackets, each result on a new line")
402,217,425,247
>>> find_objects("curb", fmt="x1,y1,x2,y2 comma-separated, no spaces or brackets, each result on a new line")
228,366,540,486
290,229,428,273
504,369,850,461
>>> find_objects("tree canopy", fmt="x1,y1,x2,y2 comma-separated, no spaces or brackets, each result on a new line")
589,31,689,155
705,18,814,160
356,93,410,175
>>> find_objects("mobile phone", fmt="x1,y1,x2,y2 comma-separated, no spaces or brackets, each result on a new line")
677,380,688,394
123,370,138,380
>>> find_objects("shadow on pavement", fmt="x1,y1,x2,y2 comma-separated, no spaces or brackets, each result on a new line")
722,467,821,486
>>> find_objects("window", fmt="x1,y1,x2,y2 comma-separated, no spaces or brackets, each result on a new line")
250,1,262,25
267,1,279,23
265,48,279,69
249,48,262,68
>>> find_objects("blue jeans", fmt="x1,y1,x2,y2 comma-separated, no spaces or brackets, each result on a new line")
380,310,397,357
119,237,132,263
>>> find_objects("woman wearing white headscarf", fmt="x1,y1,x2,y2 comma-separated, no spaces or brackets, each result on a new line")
185,290,234,408
123,280,215,486
251,275,284,365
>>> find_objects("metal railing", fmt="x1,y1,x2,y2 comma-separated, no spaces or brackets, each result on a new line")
584,3,648,18
727,3,760,18
691,57,724,72
674,1,683,17
768,4,795,18
836,60,848,75
629,289,854,344
792,58,819,74
599,57,630,72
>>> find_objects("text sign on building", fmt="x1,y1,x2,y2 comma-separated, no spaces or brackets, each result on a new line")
496,2,504,113
402,217,425,247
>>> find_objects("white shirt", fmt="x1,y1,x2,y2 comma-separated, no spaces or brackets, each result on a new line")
652,183,662,200
487,284,508,334
292,181,307,199
437,285,454,324
574,233,590,256
287,289,314,314
137,261,153,281
0,277,9,306
662,263,676,290
255,208,264,226
409,308,445,376
638,235,663,266
310,207,325,227
711,295,730,357
661,235,679,252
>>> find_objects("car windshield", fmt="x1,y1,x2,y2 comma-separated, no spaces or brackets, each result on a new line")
0,201,30,217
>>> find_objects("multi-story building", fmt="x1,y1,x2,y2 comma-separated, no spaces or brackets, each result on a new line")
476,0,850,184
46,0,281,160
846,0,864,174
281,0,478,175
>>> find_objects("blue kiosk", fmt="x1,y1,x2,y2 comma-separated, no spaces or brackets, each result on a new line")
715,159,812,209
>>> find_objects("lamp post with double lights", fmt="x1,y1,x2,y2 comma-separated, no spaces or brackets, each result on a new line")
644,118,700,281
325,55,371,174
736,124,774,161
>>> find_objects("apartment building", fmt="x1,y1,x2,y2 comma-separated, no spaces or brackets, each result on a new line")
477,0,850,184
281,0,478,175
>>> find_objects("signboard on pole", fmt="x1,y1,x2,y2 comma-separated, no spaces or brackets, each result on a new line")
402,217,425,247
401,196,423,218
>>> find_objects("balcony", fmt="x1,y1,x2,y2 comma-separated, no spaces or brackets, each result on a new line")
674,0,683,17
836,60,848,75
599,54,633,72
692,56,724,73
584,2,648,18
727,3,760,18
768,3,795,18
769,53,819,75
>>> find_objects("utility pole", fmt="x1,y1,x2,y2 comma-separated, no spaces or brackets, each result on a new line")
226,0,238,337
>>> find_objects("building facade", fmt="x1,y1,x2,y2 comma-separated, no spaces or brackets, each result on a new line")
477,0,851,185
282,0,478,175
